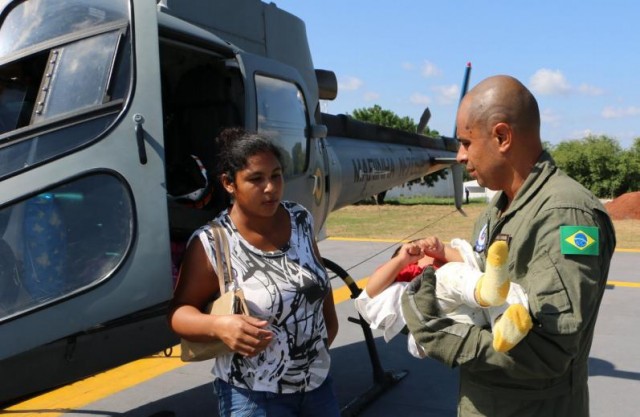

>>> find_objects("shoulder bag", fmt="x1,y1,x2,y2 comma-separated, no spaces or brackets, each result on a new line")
180,222,249,362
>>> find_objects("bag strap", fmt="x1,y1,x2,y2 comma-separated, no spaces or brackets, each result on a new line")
208,222,233,295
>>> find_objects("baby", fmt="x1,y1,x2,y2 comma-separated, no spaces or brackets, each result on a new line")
355,237,533,357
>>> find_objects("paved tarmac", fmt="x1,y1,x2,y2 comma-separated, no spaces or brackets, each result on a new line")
5,238,640,417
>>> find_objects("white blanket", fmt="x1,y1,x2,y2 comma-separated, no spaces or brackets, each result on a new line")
354,239,528,358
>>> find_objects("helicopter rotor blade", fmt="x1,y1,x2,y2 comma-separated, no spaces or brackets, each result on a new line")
417,107,431,134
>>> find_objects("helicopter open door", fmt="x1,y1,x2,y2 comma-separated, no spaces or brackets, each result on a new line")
238,52,331,232
0,0,173,365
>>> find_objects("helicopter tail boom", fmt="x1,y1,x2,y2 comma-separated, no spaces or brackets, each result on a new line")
321,113,461,211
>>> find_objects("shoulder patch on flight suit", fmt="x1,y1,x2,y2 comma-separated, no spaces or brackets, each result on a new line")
474,223,488,253
560,226,599,255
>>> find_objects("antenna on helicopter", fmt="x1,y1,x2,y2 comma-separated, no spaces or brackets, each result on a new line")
451,62,472,213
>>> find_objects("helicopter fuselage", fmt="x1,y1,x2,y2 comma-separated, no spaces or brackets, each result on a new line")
0,0,459,403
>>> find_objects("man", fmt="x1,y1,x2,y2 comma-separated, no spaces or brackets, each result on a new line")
401,75,616,416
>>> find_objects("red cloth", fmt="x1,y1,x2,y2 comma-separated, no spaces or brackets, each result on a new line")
395,263,425,282
395,259,445,282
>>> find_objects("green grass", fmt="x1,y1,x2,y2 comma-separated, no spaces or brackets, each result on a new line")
357,196,486,206
326,201,485,242
326,199,639,249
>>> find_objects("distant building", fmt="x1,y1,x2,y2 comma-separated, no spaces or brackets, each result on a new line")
463,179,497,202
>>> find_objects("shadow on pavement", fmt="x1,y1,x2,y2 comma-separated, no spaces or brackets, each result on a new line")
123,334,458,417
589,357,640,381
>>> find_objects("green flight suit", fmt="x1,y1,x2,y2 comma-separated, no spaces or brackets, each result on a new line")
402,151,616,417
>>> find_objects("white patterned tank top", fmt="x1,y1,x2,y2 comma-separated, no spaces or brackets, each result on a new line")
191,201,332,393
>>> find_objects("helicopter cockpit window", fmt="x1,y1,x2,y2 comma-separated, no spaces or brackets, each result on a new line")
0,173,133,322
0,0,127,57
30,31,122,123
0,0,131,180
255,75,309,177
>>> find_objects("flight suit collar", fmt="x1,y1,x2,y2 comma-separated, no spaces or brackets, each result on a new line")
493,150,556,219
474,151,557,256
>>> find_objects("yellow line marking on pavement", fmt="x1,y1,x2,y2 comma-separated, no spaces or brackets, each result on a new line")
332,277,369,303
3,350,186,416
608,280,640,288
5,273,637,415
327,237,640,253
5,236,639,414
4,280,370,415
615,248,640,253
332,282,355,304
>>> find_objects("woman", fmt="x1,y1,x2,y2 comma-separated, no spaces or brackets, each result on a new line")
168,128,340,417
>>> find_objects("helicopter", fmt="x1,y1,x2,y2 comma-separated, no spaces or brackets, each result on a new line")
0,0,467,403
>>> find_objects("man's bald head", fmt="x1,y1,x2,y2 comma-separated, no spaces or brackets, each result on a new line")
460,75,541,142
455,75,544,200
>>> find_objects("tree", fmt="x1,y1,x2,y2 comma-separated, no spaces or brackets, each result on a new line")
349,105,448,202
352,105,416,132
551,135,625,198
619,137,640,193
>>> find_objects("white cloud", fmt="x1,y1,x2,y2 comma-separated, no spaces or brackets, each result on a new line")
401,62,415,71
363,91,380,102
409,92,431,105
577,84,605,96
339,76,363,91
601,106,640,119
530,69,605,98
530,69,571,95
421,60,441,78
433,84,459,105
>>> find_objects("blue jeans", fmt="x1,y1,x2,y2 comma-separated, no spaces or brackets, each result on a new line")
213,376,341,417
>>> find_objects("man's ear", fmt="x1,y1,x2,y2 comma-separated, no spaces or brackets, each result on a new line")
493,122,512,152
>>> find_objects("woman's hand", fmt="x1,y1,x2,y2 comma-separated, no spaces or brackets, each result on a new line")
214,315,274,357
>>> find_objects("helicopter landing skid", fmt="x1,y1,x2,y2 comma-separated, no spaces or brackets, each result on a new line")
321,258,409,417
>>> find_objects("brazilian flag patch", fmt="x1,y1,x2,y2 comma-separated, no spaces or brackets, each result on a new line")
560,226,599,256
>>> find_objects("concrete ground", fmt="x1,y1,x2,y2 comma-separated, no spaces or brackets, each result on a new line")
6,238,639,417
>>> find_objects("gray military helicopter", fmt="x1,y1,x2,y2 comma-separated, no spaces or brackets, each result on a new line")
0,0,467,404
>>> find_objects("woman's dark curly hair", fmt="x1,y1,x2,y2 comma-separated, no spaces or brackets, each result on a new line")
216,127,284,185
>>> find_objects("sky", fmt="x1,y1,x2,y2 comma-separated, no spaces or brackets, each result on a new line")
274,1,639,149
